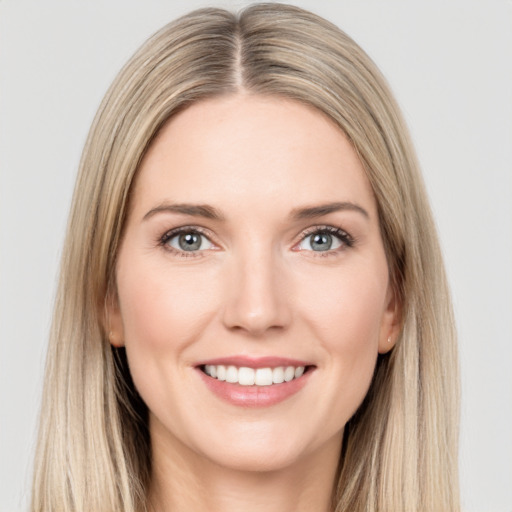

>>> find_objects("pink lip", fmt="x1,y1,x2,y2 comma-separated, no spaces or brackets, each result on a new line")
195,355,313,369
194,356,315,408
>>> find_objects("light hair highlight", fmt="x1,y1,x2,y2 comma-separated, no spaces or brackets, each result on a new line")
32,4,459,511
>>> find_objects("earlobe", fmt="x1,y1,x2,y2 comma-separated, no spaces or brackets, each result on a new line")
104,291,125,348
108,328,124,348
378,334,398,354
378,284,402,354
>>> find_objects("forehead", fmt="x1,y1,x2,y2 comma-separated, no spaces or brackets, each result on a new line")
132,94,376,218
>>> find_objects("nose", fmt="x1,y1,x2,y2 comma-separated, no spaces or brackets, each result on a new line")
221,247,292,337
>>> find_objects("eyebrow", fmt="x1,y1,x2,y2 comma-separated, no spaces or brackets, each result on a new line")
290,201,369,220
143,203,225,221
142,201,369,223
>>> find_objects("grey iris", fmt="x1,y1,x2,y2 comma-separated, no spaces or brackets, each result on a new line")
179,233,201,251
311,233,332,251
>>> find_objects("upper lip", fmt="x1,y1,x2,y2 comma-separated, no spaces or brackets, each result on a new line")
195,355,314,369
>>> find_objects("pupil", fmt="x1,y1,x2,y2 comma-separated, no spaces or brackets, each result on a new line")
311,233,332,251
179,233,201,251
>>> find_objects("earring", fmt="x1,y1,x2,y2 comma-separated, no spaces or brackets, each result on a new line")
109,331,118,346
388,336,392,344
108,330,124,348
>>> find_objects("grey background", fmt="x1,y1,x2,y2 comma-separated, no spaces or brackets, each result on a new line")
1,1,511,510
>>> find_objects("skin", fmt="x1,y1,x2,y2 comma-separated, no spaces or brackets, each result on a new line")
109,94,400,512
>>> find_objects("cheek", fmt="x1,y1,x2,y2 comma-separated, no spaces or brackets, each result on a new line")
115,258,221,403
295,258,388,401
299,260,387,342
115,256,223,424
117,259,216,350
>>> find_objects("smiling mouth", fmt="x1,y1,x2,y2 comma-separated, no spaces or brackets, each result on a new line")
200,364,314,386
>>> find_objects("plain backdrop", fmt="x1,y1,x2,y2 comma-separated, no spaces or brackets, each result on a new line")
1,1,511,511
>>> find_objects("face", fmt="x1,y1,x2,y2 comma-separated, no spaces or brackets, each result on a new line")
109,95,399,473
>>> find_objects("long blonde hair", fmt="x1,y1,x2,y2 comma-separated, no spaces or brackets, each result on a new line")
32,4,459,511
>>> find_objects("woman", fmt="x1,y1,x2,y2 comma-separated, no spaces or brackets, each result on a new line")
31,3,459,511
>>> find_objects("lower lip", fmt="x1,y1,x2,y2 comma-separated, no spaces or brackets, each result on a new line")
197,368,313,407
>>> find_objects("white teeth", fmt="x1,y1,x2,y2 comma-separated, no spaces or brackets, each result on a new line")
238,367,255,386
284,366,295,382
216,365,226,381
203,364,307,386
272,367,285,384
255,368,273,386
225,365,238,383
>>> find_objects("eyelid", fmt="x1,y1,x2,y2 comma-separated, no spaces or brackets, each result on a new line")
157,223,354,257
159,225,219,256
293,225,355,252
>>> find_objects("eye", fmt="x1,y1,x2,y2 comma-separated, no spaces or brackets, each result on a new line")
162,229,214,253
296,227,353,252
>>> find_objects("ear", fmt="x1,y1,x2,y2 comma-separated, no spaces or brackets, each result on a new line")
378,283,402,354
104,288,125,348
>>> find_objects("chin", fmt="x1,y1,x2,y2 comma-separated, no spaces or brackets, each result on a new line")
204,442,307,473
188,419,337,474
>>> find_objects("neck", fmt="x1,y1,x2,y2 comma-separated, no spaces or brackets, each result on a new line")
147,423,341,512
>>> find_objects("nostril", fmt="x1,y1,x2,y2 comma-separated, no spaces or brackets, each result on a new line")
221,268,292,335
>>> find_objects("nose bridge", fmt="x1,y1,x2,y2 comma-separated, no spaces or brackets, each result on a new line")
222,237,291,335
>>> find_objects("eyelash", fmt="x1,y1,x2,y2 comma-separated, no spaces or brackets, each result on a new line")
298,225,355,254
159,226,213,258
158,225,355,258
